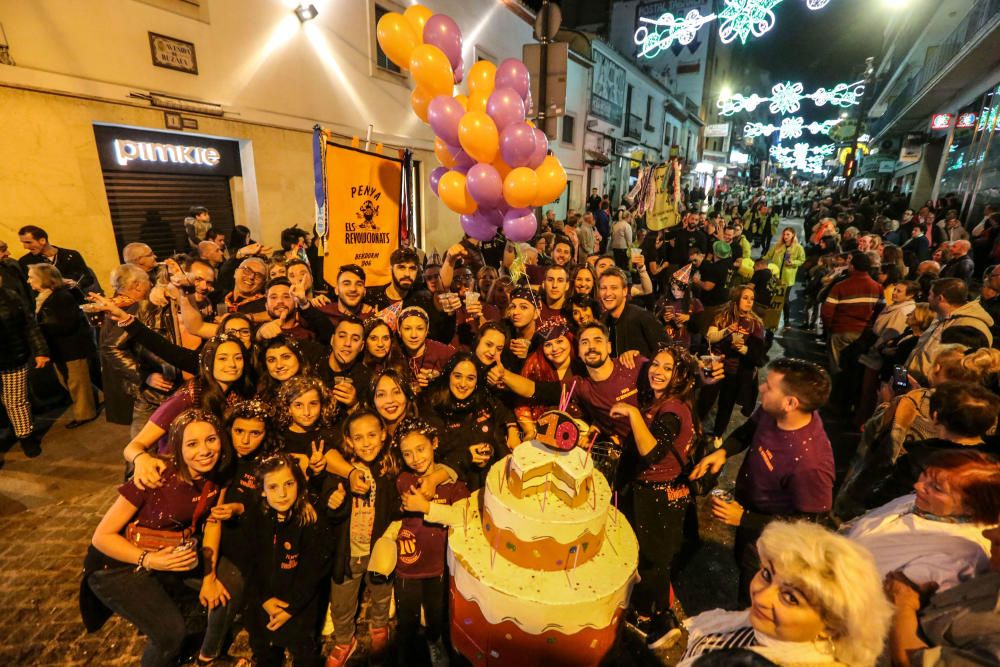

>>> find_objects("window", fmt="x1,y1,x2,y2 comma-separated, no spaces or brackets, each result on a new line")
561,115,575,145
475,46,496,64
374,4,402,74
645,96,655,130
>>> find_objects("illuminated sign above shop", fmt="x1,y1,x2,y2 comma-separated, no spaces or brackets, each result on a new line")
113,139,221,167
930,113,954,130
956,112,977,129
93,124,242,176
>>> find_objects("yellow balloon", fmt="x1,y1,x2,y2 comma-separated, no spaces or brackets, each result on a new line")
403,5,434,41
467,91,489,114
438,171,478,215
376,13,419,70
503,167,539,209
410,44,453,97
434,137,456,167
467,60,496,97
458,111,499,164
492,154,512,180
533,155,567,205
454,94,469,111
411,86,433,123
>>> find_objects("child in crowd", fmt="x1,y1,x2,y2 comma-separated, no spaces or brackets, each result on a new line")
324,409,403,666
239,454,333,667
275,376,337,495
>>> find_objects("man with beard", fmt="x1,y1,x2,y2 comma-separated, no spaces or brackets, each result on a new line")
540,264,573,329
317,315,367,406
573,321,645,490
366,247,455,342
550,235,575,270
315,264,373,325
666,214,709,266
599,267,666,358
503,287,542,372
255,278,317,343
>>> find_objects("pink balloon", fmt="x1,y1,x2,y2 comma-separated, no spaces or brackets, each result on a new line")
528,128,548,168
429,166,448,196
499,122,537,168
461,210,501,241
423,15,462,70
427,96,465,147
466,163,504,209
486,87,525,132
453,61,464,85
495,58,530,101
502,207,537,242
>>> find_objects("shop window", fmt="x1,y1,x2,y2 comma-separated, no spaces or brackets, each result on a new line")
561,115,575,145
373,4,402,74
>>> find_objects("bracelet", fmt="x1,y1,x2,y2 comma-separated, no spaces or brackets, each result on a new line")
116,314,136,328
130,451,148,465
135,550,150,572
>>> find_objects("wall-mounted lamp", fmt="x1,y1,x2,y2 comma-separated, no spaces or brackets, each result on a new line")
295,4,319,22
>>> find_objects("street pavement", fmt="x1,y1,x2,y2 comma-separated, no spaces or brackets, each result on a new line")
0,218,859,666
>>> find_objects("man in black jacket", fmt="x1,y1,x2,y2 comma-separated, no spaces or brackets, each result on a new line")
598,267,667,357
17,225,100,296
0,285,49,456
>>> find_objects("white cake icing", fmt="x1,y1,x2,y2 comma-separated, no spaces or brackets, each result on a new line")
510,440,594,501
447,487,638,635
484,450,609,545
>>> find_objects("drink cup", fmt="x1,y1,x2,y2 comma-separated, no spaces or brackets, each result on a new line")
710,488,734,504
465,291,480,308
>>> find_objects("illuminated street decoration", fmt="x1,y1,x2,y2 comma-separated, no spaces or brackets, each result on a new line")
956,112,977,129
635,0,836,56
770,142,834,174
634,10,717,58
718,80,865,116
744,117,840,140
930,113,953,130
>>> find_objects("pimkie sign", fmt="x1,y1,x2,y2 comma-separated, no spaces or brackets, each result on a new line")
93,125,242,176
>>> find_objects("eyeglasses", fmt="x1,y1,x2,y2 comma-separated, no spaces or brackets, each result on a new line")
225,327,252,337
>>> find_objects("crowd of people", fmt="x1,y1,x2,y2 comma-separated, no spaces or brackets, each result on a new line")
0,188,997,667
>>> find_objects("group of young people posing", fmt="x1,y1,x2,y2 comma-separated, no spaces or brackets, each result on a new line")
76,236,1000,667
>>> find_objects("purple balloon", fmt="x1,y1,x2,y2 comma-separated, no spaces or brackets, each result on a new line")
453,149,475,169
451,163,470,176
423,15,463,70
528,128,548,169
427,96,465,148
453,62,464,85
486,87,525,132
461,211,500,242
502,207,537,242
477,207,504,228
495,58,530,101
499,122,537,168
429,166,448,196
466,163,504,209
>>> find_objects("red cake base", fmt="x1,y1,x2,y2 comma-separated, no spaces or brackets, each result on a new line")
449,578,624,667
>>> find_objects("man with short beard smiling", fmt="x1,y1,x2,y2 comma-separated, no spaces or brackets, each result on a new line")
315,264,373,326
365,247,455,342
317,315,367,406
598,267,666,358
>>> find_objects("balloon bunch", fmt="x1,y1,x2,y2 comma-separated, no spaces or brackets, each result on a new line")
376,5,567,242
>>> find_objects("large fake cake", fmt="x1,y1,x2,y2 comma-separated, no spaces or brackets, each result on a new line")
446,417,639,666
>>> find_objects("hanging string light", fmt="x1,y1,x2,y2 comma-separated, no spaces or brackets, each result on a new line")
634,0,835,57
744,117,841,140
718,80,866,116
769,142,835,174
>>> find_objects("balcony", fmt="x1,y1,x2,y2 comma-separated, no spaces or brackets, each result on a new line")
625,113,643,140
870,0,1000,139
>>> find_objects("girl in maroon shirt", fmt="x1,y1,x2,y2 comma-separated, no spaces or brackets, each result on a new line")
397,306,456,393
361,317,408,378
256,335,312,403
610,345,702,648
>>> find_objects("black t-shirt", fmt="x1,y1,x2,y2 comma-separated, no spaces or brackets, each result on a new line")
698,260,730,307
667,228,709,265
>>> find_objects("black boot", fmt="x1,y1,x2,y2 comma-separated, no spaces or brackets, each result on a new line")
646,608,682,650
19,432,41,458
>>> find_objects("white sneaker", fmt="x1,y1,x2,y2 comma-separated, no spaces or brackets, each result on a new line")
428,638,450,667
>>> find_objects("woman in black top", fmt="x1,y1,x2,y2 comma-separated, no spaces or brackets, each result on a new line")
0,283,49,455
28,263,97,427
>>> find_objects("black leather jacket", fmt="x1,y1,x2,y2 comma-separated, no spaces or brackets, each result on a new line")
99,300,177,407
0,287,49,371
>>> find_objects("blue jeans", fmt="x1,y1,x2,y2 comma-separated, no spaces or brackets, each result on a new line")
200,557,244,659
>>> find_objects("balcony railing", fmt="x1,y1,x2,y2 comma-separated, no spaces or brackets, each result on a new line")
625,113,642,140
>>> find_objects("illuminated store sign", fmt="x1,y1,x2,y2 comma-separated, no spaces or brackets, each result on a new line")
93,124,242,176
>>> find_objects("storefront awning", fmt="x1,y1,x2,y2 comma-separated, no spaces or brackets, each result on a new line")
584,149,611,165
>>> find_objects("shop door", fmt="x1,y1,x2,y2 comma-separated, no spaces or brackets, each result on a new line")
102,171,235,260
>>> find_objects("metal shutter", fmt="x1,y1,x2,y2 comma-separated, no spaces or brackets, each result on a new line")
101,171,235,260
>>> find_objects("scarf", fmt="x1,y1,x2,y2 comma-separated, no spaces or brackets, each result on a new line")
680,609,838,667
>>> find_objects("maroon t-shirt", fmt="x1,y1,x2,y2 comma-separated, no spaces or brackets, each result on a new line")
575,358,646,442
638,398,694,483
406,339,456,377
118,468,219,532
315,301,373,327
395,472,470,579
734,408,834,515
539,303,569,329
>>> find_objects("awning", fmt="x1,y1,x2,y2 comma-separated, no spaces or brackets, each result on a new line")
584,149,611,165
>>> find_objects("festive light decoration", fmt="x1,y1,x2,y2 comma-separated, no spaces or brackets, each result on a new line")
719,80,866,116
744,117,841,140
930,113,954,130
635,0,836,56
634,10,717,58
770,142,834,174
956,112,977,129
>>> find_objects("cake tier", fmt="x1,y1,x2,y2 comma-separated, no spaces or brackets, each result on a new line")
484,454,610,570
450,580,624,667
448,489,637,643
508,440,594,508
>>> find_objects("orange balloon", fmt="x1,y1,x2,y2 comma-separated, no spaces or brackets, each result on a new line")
410,44,453,97
454,94,469,111
376,13,419,70
503,167,539,209
434,137,456,167
533,155,567,206
467,90,489,114
403,5,434,41
458,111,499,164
492,154,512,180
467,61,496,97
411,86,433,123
438,171,478,215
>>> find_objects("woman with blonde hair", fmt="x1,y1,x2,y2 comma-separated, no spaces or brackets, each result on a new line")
764,227,805,325
679,521,892,667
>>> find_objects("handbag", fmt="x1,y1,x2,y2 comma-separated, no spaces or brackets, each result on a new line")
124,481,214,551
